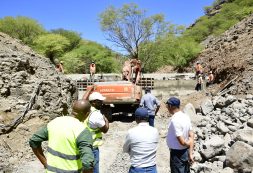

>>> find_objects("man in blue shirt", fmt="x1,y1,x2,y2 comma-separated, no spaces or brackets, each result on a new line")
140,87,160,127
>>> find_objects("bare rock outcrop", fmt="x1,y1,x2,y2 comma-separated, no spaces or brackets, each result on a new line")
0,32,77,130
196,14,253,95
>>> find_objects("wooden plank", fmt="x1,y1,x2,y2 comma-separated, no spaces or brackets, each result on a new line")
216,75,238,96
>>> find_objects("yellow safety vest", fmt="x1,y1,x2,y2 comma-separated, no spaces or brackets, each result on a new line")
47,116,85,173
84,107,103,147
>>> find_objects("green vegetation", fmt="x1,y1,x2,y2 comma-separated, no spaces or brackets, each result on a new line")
185,0,253,42
139,31,202,72
0,16,120,74
33,33,70,63
0,16,45,45
51,29,82,51
0,0,252,73
60,40,120,74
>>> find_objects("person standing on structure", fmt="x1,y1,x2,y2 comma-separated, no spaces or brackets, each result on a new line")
123,107,159,173
206,71,214,87
84,92,109,173
122,60,132,81
194,61,203,77
130,58,141,84
140,87,160,127
55,60,64,73
166,97,194,173
89,61,96,81
29,100,94,173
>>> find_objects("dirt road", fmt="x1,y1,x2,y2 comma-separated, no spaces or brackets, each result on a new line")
100,115,170,173
6,114,170,173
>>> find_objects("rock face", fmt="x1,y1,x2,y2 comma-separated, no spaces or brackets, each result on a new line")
190,16,253,173
196,14,253,95
0,32,77,131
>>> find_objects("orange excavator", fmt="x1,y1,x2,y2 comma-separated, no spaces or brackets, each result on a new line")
83,59,142,121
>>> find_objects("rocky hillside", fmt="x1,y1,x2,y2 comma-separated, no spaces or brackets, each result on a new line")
0,32,77,134
195,14,253,95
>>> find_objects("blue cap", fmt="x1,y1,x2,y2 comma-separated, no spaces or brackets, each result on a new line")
135,107,148,117
166,97,180,107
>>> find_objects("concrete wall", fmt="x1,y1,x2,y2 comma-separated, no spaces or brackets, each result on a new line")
149,80,196,101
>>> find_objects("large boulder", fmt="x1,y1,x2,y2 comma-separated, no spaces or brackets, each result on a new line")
201,99,214,115
225,141,253,172
231,129,253,146
200,135,225,160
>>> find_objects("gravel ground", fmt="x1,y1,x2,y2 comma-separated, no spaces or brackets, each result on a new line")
99,115,171,173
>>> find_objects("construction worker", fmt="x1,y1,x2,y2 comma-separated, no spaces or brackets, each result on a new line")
29,100,94,173
194,61,203,77
130,58,141,84
55,60,64,73
195,74,203,91
90,61,96,81
123,107,159,173
122,60,131,81
140,87,160,127
206,71,214,87
85,92,109,173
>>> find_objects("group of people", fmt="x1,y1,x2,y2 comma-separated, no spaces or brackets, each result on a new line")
122,58,142,84
29,87,194,173
124,90,194,173
194,61,215,91
55,60,96,81
29,91,109,173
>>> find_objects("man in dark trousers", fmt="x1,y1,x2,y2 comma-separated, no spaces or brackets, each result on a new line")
140,87,160,127
166,97,194,173
29,100,94,173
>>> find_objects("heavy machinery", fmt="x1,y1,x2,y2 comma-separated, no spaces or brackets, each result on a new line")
83,81,142,121
82,59,144,121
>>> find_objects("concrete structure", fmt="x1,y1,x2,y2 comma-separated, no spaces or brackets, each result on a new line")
66,73,197,99
66,73,195,81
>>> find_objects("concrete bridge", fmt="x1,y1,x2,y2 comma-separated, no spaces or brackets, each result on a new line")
66,73,197,99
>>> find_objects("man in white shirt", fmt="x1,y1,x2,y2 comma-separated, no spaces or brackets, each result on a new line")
123,107,159,173
166,97,194,173
84,92,109,173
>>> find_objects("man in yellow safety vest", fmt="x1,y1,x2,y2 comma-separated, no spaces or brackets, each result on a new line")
29,100,94,173
84,92,109,173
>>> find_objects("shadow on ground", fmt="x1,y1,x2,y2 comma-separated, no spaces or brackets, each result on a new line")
111,113,135,123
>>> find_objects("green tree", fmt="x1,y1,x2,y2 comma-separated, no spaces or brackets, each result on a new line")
60,40,120,74
139,33,201,72
99,3,166,59
33,33,70,63
51,28,82,51
0,16,45,45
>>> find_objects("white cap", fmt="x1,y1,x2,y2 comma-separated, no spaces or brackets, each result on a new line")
89,92,106,101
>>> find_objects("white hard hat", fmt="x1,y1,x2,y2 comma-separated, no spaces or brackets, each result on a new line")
89,92,106,101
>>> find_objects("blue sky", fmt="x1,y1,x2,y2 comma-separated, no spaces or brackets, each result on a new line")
1,0,214,51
